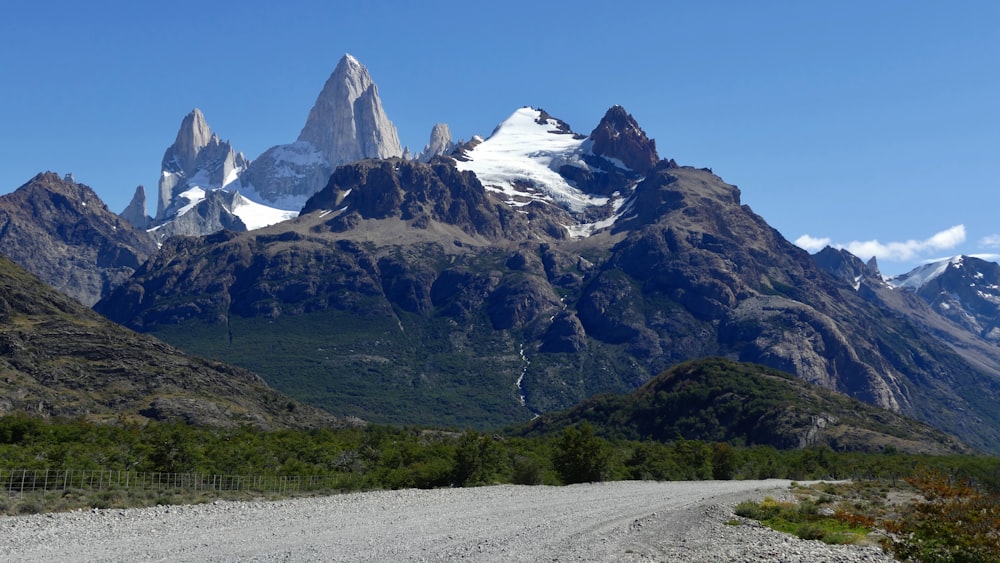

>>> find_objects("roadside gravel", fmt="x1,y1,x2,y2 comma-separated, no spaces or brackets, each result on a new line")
0,480,895,562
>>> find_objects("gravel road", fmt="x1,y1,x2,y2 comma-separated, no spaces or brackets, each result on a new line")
0,480,895,562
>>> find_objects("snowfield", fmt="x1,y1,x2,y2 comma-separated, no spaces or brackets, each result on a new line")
455,107,613,213
0,480,894,562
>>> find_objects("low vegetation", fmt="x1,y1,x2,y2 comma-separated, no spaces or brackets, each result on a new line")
1,414,998,525
733,473,1000,561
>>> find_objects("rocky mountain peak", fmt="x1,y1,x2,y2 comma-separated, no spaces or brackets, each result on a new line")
0,173,157,305
418,123,456,162
296,53,403,167
813,246,883,288
156,109,248,221
170,108,213,175
896,256,1000,343
589,105,658,175
120,185,151,229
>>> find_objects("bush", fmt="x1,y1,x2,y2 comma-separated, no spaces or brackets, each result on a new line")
882,471,1000,562
511,455,542,486
795,522,826,541
452,432,507,486
552,422,615,484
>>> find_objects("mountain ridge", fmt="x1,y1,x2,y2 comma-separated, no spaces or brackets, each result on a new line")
94,107,1000,452
0,172,158,306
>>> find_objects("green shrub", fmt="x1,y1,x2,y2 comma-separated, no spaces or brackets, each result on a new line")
795,522,826,541
552,422,615,484
511,455,542,485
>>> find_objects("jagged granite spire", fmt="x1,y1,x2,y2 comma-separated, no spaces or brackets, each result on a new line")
171,108,213,175
418,123,455,162
120,185,151,229
296,54,403,166
157,109,248,219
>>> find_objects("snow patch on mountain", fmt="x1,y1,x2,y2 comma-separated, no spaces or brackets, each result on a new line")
231,193,298,230
174,187,206,217
454,107,612,213
564,196,631,238
887,257,960,290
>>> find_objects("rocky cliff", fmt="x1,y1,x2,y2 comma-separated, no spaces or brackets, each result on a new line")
298,53,403,166
119,185,151,230
418,123,456,162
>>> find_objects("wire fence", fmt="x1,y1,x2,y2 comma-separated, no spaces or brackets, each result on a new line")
2,469,341,499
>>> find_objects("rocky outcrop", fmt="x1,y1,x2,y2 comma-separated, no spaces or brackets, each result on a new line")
119,185,151,229
589,105,658,175
418,123,456,162
149,190,247,241
303,158,521,240
0,172,158,305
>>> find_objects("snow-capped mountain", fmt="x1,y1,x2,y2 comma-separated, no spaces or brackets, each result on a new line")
139,109,297,241
889,255,1000,342
241,53,403,209
156,108,248,220
454,105,657,237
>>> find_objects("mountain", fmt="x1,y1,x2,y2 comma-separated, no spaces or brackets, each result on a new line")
120,185,152,230
241,54,404,209
888,255,1000,343
94,106,1000,452
0,251,346,429
0,172,158,306
518,357,972,455
156,108,248,221
417,123,456,162
297,53,403,166
145,109,298,241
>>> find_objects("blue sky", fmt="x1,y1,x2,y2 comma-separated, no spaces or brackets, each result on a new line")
2,1,997,276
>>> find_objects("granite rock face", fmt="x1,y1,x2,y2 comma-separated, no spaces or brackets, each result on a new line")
120,185,151,229
243,54,403,208
157,108,248,220
297,53,403,166
149,190,247,241
418,123,456,162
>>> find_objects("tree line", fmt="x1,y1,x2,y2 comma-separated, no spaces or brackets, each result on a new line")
1,415,998,491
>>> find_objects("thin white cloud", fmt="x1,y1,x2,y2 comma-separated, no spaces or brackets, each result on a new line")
794,225,966,262
793,234,831,253
980,234,1000,248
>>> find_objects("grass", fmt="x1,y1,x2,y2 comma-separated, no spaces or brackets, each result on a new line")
732,482,893,546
